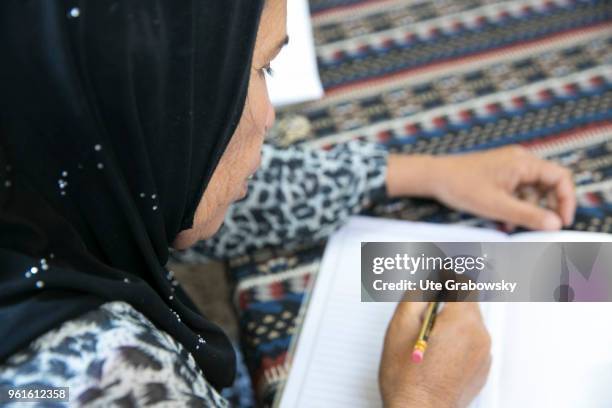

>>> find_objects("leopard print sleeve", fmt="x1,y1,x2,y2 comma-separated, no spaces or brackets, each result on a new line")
175,141,388,261
0,302,228,407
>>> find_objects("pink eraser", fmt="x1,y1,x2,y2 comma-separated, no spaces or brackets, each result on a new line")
411,350,424,364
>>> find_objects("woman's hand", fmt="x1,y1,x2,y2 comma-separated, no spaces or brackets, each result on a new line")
379,302,491,408
385,146,576,231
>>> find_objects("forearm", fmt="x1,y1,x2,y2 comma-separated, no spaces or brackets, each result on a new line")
385,153,439,199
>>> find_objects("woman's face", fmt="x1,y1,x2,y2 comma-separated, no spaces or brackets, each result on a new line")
173,0,288,250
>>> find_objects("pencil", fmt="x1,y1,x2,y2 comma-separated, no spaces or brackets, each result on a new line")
411,302,439,363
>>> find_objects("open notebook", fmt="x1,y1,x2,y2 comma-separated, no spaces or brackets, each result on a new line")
276,216,612,408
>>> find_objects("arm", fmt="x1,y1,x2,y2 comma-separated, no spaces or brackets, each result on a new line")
185,141,388,260
174,144,575,262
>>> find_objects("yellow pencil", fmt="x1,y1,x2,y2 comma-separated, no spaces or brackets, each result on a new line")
411,302,439,363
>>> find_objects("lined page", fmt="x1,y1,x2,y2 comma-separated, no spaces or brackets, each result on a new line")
278,217,506,408
278,226,390,408
278,216,612,407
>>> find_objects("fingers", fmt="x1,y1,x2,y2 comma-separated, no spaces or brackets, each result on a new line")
393,301,429,326
387,302,430,345
489,191,563,230
440,302,483,321
505,186,540,231
394,302,485,329
532,159,575,226
521,156,576,227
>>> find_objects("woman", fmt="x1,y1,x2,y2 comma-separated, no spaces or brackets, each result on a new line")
0,0,571,407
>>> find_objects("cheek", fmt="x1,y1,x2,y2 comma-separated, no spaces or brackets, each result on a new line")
245,73,272,136
205,75,269,201
233,94,266,170
232,74,271,166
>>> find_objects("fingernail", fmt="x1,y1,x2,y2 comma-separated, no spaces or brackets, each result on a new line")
542,213,562,230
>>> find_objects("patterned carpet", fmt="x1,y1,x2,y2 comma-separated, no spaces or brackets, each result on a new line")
230,0,612,405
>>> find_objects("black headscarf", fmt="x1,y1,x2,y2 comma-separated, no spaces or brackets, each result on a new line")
0,0,263,389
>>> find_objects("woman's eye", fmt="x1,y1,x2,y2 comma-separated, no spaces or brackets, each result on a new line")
261,63,274,78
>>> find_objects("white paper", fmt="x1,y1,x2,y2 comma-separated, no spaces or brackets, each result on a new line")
512,230,612,242
491,303,612,408
268,0,324,107
277,216,612,408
